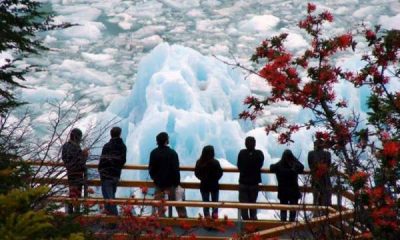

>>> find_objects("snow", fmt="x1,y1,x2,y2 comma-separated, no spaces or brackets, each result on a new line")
239,15,280,33
379,13,400,30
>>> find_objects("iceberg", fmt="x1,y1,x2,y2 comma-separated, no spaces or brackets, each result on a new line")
102,43,274,217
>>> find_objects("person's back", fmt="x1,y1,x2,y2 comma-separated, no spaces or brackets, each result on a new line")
99,127,126,215
149,145,180,189
99,135,127,181
270,149,304,221
308,140,332,206
237,148,264,185
195,158,223,192
270,154,304,201
194,145,223,219
237,136,264,220
61,128,88,214
148,132,186,218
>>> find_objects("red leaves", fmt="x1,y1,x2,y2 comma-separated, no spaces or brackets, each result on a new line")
307,3,316,13
336,34,353,49
350,172,369,190
382,141,400,157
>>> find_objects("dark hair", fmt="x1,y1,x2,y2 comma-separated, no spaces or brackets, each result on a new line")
156,132,169,146
314,139,324,150
245,136,256,150
70,128,82,143
110,127,122,138
280,149,295,164
198,145,215,165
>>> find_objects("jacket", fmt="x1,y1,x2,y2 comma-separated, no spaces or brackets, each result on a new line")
195,159,223,192
270,158,304,200
61,141,86,179
98,138,127,180
237,149,264,185
308,149,332,189
149,146,180,189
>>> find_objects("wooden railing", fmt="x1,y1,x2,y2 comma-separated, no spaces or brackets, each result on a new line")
29,161,355,239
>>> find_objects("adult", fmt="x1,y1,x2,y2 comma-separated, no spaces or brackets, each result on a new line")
98,127,127,215
270,149,304,222
61,128,89,214
148,132,187,218
237,136,264,220
195,145,223,219
308,139,332,206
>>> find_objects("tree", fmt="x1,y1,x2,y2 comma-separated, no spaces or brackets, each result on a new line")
240,3,399,239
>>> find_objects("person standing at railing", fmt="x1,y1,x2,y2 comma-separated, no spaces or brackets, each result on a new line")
308,139,332,207
270,149,304,222
195,145,223,219
149,132,187,218
98,127,127,215
237,136,264,220
61,128,89,214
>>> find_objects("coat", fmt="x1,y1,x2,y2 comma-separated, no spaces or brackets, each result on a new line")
98,138,127,180
237,149,264,185
149,146,180,189
270,158,304,200
308,149,332,190
61,141,86,184
195,159,223,192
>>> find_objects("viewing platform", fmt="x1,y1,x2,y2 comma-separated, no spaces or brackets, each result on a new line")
29,161,357,239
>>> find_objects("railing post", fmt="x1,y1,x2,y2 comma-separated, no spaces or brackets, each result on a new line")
238,208,243,233
83,167,89,214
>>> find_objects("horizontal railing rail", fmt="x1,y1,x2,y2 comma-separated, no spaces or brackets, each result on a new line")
49,197,338,213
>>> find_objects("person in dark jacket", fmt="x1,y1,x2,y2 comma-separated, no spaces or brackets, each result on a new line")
237,136,264,220
61,128,89,214
308,139,332,207
195,145,223,219
149,132,187,218
270,149,304,222
98,127,127,215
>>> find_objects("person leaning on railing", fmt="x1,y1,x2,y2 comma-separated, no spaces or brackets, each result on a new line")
270,149,304,222
148,132,187,218
61,128,89,214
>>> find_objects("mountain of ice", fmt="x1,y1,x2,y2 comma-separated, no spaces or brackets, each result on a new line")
105,43,263,172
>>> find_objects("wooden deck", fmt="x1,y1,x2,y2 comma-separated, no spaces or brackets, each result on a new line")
29,161,357,239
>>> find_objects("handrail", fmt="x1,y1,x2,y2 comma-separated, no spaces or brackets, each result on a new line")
33,178,314,193
26,161,311,174
48,197,337,213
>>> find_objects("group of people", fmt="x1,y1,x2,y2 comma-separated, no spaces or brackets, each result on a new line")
62,128,332,222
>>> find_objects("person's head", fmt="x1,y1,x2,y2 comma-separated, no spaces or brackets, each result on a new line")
156,132,169,146
245,136,256,150
70,128,83,143
281,149,295,163
314,139,324,150
110,127,122,138
199,145,215,163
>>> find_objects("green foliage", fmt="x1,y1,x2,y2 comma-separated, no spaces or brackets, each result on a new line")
0,157,31,194
0,0,68,115
0,187,88,240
